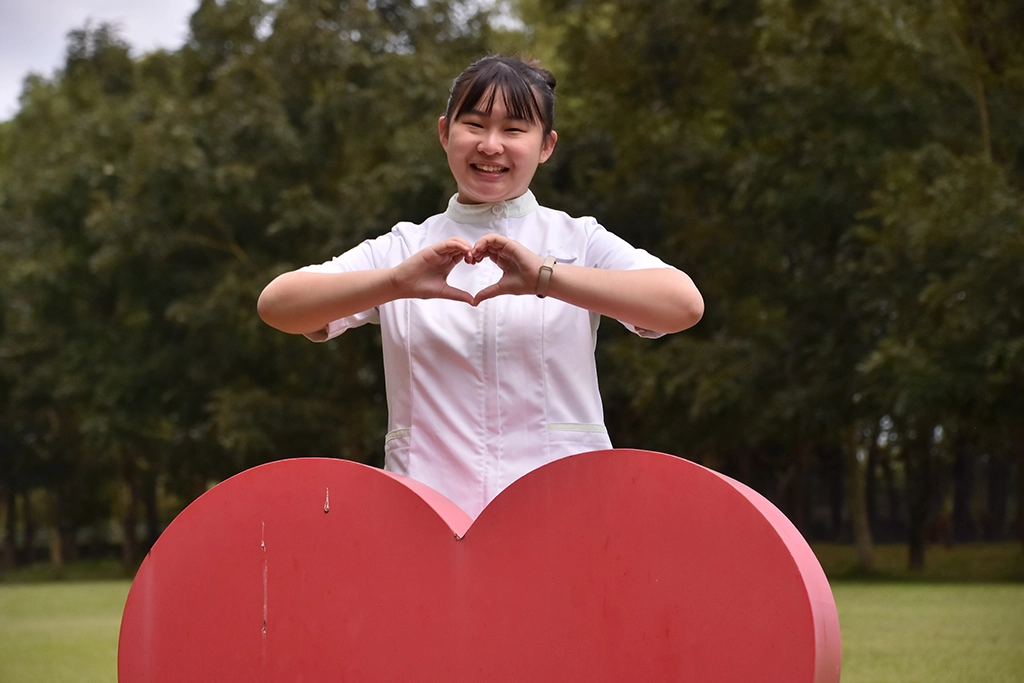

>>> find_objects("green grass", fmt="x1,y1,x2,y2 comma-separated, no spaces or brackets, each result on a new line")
835,583,1024,683
0,580,129,683
0,575,1021,682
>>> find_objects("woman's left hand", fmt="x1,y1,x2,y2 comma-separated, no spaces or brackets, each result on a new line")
469,234,544,305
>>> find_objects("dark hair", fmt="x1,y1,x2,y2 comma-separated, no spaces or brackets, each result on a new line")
444,56,557,136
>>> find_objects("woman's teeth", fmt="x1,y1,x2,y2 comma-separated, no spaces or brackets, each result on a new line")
473,164,507,173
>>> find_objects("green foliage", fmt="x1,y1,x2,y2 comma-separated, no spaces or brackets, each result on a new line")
1,0,1022,569
0,0,495,565
522,0,1024,552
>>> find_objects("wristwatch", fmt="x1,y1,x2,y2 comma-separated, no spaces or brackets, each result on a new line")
536,255,556,298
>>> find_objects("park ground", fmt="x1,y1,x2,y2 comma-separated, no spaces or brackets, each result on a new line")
0,544,1022,682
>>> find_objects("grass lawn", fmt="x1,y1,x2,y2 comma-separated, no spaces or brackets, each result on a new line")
835,583,1024,683
0,580,130,683
0,577,1021,682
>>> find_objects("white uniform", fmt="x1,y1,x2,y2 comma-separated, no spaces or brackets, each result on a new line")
303,191,671,518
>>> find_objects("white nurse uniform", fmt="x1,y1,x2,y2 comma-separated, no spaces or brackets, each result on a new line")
302,191,672,519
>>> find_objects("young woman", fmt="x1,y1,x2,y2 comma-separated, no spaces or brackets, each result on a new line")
258,56,703,518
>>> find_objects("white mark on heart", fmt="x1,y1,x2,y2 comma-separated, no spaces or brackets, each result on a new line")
324,487,330,514
262,522,268,636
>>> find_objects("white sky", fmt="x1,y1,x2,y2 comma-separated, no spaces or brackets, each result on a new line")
0,0,199,120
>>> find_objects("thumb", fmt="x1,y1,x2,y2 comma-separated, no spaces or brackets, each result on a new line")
472,281,507,306
437,284,475,305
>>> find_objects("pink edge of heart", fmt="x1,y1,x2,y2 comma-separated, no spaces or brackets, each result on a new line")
380,469,473,538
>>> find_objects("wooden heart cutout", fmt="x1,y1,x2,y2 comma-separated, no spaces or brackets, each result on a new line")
118,450,841,682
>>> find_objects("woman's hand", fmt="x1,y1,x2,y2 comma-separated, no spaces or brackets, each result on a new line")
468,233,703,333
469,234,544,305
392,238,475,305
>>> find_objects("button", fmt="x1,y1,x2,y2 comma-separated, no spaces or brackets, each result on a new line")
491,205,504,215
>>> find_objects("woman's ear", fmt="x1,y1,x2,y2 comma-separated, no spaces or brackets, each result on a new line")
539,130,558,164
438,115,449,150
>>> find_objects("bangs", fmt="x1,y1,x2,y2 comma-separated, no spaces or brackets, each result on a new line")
451,63,543,125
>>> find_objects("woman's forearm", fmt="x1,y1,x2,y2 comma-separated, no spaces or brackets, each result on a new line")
545,266,703,334
257,269,397,335
258,238,478,335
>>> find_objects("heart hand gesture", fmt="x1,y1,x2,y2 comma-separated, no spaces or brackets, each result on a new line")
392,237,475,305
469,234,544,305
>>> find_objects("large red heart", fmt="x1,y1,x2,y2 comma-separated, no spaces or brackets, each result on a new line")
118,450,841,682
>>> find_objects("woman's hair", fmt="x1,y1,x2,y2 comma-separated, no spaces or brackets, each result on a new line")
444,56,557,136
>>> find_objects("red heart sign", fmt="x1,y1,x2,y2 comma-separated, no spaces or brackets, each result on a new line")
118,450,841,682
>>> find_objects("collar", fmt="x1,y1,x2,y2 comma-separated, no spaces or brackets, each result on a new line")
444,190,539,224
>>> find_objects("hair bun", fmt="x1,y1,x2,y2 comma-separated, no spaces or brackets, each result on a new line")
536,67,556,92
525,60,557,92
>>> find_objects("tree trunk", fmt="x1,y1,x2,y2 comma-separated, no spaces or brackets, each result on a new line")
985,452,1010,540
845,429,874,572
48,525,65,578
22,491,36,565
880,449,903,541
826,445,844,540
1016,446,1024,551
121,455,140,571
865,438,880,540
142,474,161,554
905,428,933,571
46,490,65,578
951,435,976,542
57,482,79,564
1,485,16,571
778,442,810,534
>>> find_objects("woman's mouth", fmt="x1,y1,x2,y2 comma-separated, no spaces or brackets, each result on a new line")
472,163,508,174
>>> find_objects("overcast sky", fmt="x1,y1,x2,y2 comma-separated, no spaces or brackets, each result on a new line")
0,0,199,120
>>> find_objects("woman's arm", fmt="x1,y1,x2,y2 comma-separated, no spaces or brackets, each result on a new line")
258,237,475,335
544,265,703,334
471,234,703,334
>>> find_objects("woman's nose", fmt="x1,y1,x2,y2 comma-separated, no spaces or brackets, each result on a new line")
477,130,503,154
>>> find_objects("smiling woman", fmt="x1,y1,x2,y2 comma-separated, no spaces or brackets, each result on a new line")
257,55,704,519
436,59,557,206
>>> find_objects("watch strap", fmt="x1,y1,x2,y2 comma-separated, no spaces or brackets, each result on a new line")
536,255,557,298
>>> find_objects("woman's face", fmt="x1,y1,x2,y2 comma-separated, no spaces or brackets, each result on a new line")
439,88,557,205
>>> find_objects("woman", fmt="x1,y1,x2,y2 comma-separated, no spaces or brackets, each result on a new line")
258,56,703,518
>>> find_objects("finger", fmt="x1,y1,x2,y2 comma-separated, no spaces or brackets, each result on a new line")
438,285,475,305
472,283,504,306
440,244,471,260
446,239,473,258
474,241,515,264
431,238,472,261
472,233,504,249
470,233,509,260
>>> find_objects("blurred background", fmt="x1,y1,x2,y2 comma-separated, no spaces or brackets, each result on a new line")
0,0,1022,583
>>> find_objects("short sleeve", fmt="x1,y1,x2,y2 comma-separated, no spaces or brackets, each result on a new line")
581,221,675,339
298,238,384,342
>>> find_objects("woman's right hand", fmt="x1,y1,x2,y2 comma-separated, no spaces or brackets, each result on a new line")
390,238,475,305
258,238,476,335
